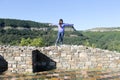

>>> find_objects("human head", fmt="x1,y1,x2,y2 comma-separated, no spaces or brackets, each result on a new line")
59,19,63,25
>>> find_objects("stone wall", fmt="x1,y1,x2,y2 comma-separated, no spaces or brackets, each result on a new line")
0,45,34,73
40,45,120,71
0,45,120,74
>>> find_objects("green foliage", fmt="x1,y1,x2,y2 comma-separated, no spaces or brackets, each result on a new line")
91,43,96,48
30,38,44,47
0,18,50,28
20,38,31,46
20,38,44,47
83,40,90,46
82,31,120,52
1,18,120,52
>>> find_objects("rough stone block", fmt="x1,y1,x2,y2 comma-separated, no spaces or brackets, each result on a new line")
15,57,21,61
85,62,91,66
12,64,17,68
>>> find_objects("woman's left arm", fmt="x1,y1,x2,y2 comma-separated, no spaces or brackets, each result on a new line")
63,23,74,27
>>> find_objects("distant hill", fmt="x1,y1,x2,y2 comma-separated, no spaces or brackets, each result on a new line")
87,27,120,32
1,18,120,52
0,18,85,46
0,18,75,31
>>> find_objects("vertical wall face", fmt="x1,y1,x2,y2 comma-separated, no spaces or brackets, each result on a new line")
39,45,120,71
0,46,56,73
0,45,120,74
0,46,33,73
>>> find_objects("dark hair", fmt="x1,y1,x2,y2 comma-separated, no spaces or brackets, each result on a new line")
59,19,63,22
59,19,63,27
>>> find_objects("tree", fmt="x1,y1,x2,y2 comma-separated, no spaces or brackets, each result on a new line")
30,38,44,47
20,37,45,47
20,38,31,46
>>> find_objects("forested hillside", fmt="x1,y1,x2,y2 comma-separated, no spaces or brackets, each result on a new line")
0,18,50,28
0,18,120,52
0,28,87,46
0,18,75,31
0,18,87,46
82,31,120,52
87,27,120,32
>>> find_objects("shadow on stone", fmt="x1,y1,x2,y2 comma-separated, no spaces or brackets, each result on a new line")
0,55,8,74
32,50,56,73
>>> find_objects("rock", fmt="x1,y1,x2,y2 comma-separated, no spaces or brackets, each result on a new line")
0,55,8,74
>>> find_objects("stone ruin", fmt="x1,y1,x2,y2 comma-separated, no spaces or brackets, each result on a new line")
0,45,120,74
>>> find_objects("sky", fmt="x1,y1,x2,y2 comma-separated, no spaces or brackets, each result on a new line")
0,0,120,30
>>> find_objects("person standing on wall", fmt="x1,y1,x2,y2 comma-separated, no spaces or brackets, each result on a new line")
55,19,74,46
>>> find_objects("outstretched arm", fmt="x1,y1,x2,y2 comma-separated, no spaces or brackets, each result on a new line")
63,23,74,27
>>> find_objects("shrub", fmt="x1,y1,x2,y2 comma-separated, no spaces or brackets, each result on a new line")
30,38,44,47
20,38,31,46
20,37,44,47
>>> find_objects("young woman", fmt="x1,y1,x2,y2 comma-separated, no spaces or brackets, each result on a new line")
55,19,73,46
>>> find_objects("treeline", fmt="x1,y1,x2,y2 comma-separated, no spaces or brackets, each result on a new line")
0,27,120,52
0,18,120,52
0,18,84,47
82,31,120,52
0,28,87,46
0,28,53,46
0,18,51,28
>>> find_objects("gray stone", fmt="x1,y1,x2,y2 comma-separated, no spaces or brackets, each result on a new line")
0,45,120,73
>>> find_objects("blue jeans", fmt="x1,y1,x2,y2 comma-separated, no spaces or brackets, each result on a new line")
56,32,64,45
